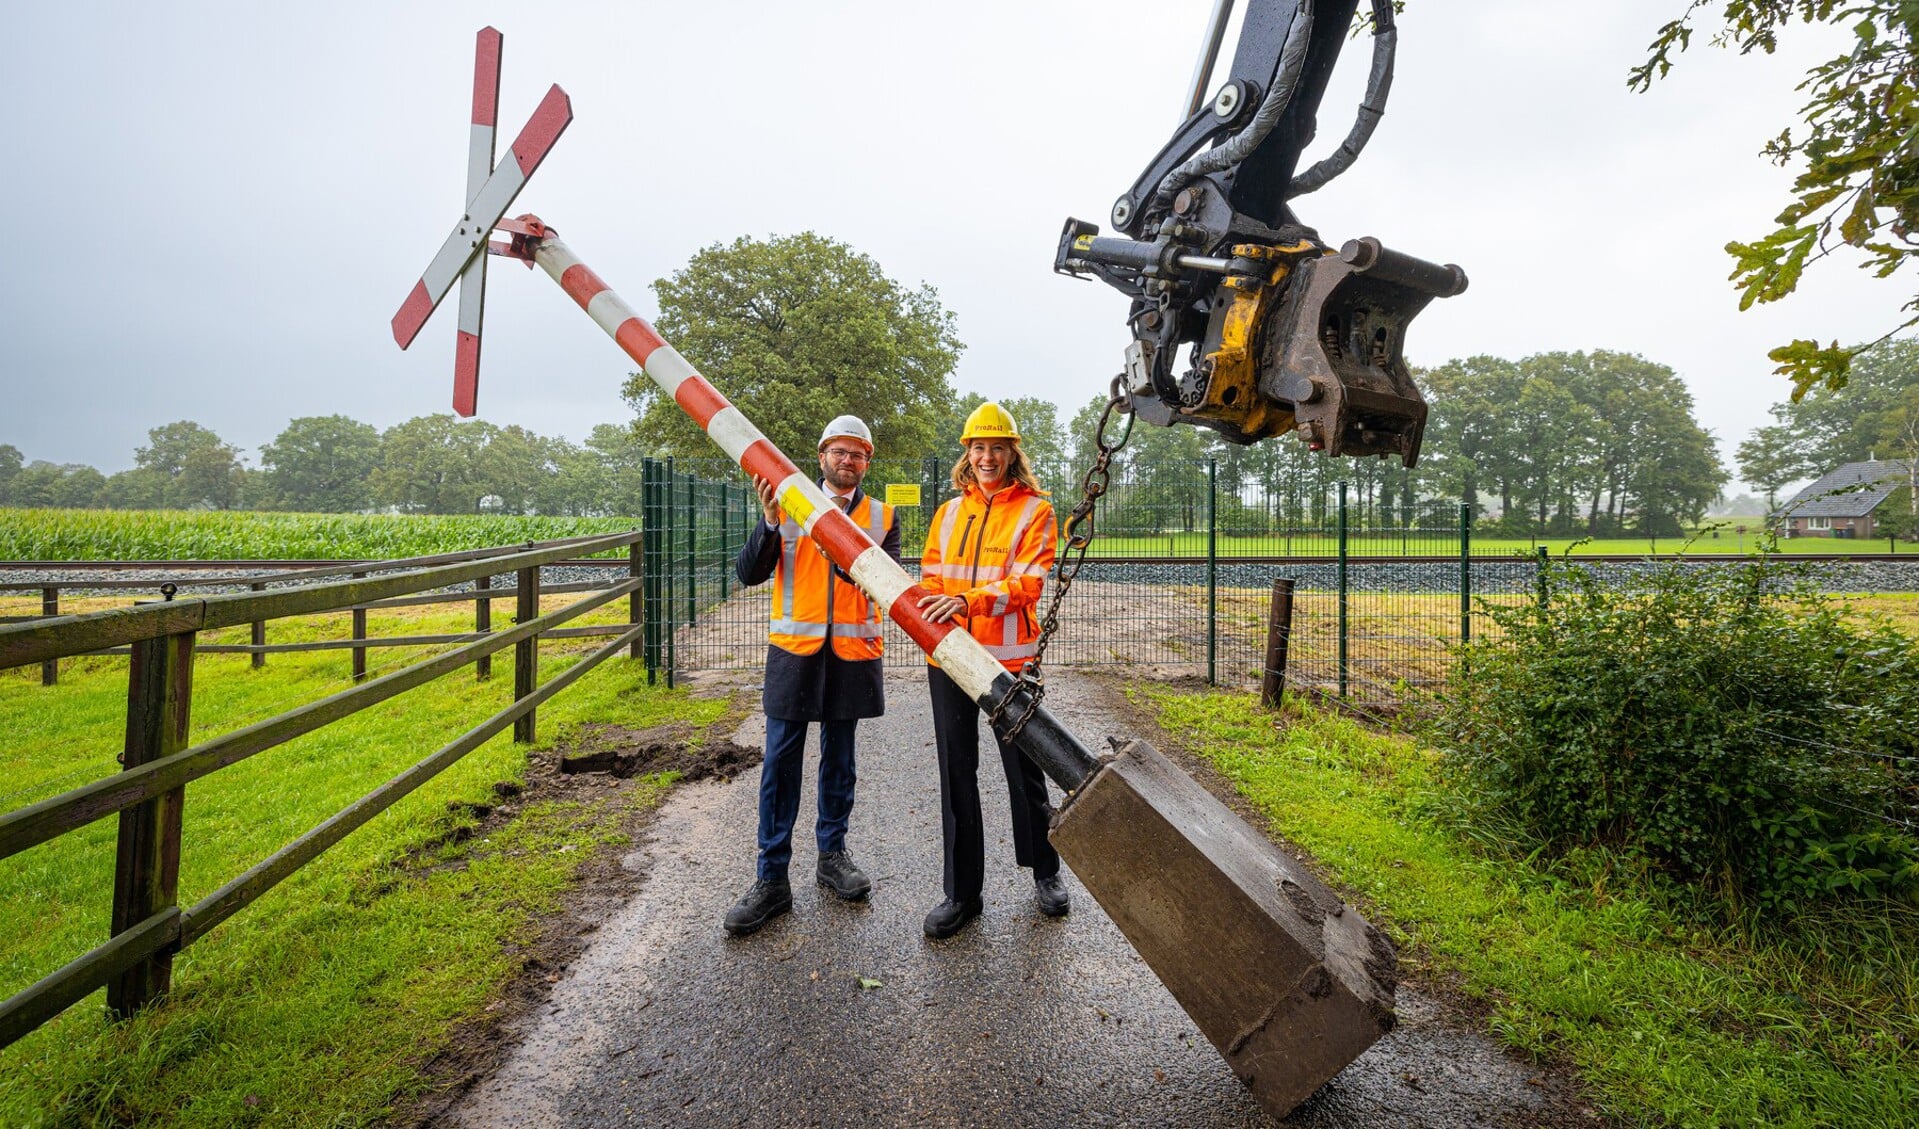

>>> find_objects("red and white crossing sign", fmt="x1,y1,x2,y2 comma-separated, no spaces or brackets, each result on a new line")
390,27,571,416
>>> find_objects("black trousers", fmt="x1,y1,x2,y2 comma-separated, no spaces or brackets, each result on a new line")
928,665,1059,902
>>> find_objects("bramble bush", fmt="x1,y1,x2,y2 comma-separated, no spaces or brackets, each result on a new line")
1438,558,1919,911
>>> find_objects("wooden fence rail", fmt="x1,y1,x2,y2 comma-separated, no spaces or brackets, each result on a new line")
0,532,644,1050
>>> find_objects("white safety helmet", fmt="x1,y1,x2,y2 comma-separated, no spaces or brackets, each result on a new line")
818,414,874,452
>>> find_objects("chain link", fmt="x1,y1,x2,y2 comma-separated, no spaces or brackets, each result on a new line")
988,376,1134,743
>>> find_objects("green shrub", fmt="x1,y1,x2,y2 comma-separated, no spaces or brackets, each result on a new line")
1438,557,1919,911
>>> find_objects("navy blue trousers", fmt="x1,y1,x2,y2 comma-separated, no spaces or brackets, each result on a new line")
756,716,858,882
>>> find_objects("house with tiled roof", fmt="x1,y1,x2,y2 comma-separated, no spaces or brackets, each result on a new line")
1774,460,1910,538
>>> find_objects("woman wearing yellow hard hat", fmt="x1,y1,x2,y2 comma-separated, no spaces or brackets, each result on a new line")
914,401,1067,938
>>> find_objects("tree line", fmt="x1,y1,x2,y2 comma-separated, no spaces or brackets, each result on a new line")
0,416,654,517
4,234,1736,534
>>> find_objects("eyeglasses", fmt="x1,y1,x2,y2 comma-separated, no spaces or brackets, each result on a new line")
823,448,871,463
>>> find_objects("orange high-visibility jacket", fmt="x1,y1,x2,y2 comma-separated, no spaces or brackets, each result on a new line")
767,493,895,661
918,480,1056,672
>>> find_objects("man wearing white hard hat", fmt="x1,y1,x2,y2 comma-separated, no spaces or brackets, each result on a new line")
724,414,901,936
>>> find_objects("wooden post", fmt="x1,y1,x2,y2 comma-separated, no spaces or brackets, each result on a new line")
40,587,57,686
475,573,493,680
514,563,539,743
109,630,195,1016
249,582,266,669
1260,578,1295,709
350,571,368,683
628,536,642,660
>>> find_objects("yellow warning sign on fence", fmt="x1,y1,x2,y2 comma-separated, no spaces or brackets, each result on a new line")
885,484,922,507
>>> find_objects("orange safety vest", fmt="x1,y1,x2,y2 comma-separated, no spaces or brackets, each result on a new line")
769,494,894,661
918,481,1056,672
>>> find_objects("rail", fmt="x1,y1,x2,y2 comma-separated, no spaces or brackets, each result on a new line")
0,531,645,1049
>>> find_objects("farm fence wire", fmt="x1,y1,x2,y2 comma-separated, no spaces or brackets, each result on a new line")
643,456,1569,708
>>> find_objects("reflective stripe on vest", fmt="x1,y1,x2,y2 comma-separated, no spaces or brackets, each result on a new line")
769,491,890,659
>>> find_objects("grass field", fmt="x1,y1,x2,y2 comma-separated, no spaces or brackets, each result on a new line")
1149,689,1919,1128
0,508,639,561
0,599,725,1126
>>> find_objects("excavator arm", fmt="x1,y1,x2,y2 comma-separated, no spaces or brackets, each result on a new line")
1056,0,1464,466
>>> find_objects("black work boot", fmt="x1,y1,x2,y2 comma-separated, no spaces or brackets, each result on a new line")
723,878,792,937
923,897,983,940
815,850,871,901
1034,874,1070,918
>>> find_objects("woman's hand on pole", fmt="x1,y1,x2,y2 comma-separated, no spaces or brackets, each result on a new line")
916,593,967,625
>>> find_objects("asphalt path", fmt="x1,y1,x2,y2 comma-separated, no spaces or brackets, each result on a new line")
453,670,1596,1128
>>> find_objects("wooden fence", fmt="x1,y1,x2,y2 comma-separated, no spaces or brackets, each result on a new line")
0,532,643,1048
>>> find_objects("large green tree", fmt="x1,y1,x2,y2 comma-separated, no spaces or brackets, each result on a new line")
1632,2,1919,395
259,415,382,512
371,415,495,514
135,421,245,510
623,233,962,463
1422,351,1727,534
1418,356,1527,518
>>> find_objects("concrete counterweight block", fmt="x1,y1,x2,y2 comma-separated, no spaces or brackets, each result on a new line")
1050,738,1398,1119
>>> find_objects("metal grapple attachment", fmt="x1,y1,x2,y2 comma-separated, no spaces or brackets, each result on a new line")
1058,218,1465,467
1257,236,1465,466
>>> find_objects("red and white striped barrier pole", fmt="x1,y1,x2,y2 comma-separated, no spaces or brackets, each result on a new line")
527,227,1100,790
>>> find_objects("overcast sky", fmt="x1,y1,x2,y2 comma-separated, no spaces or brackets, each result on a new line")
1,1,1905,493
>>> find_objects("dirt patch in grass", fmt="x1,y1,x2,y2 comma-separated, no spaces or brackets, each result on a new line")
391,689,757,1128
557,720,758,780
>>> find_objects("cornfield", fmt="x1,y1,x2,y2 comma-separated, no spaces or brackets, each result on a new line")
0,509,640,561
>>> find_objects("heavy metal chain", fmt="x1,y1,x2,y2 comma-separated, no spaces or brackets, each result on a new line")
988,376,1134,743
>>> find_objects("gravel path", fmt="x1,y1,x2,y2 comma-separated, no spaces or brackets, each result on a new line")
450,670,1598,1128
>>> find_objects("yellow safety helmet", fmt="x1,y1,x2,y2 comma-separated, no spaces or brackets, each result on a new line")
960,401,1021,443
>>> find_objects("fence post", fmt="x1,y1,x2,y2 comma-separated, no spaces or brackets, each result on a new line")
108,629,195,1016
350,572,368,683
1260,578,1295,708
641,458,659,684
40,587,58,686
664,458,677,690
248,582,266,670
1206,458,1218,686
1459,502,1472,645
629,532,643,660
718,484,731,602
684,468,697,626
514,559,540,743
1337,481,1349,700
1535,545,1550,610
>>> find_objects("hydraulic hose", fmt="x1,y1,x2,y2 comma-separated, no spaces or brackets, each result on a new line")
1152,1,1315,209
1288,0,1396,197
